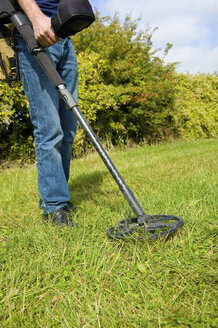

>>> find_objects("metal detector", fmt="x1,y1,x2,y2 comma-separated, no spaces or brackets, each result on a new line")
0,0,184,240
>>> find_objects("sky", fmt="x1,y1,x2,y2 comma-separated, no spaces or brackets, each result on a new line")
90,0,218,74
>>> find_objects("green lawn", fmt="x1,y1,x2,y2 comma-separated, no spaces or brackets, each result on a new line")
0,139,217,327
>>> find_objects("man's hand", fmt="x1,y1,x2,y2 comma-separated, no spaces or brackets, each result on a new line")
32,15,59,47
18,0,59,47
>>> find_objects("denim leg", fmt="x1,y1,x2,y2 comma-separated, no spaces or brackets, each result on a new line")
55,38,78,181
15,34,78,214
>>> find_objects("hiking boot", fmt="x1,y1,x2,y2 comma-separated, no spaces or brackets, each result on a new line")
43,206,76,226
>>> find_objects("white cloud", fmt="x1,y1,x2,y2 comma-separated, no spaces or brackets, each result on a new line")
152,17,210,46
100,0,218,22
96,0,218,74
166,45,218,74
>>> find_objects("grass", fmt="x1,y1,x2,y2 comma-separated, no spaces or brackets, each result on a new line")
0,139,217,328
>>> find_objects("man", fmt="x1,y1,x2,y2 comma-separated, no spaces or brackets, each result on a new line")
15,0,78,225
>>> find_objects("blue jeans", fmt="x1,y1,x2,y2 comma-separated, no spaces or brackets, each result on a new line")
15,33,78,214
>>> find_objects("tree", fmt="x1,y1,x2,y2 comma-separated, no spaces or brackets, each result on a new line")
72,13,176,154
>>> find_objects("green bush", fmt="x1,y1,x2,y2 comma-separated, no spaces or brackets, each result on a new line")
0,80,34,160
0,14,217,160
172,73,218,139
72,14,176,155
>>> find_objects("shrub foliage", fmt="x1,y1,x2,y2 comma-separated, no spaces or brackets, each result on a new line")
0,14,217,159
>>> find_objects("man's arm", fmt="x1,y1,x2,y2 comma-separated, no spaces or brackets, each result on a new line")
17,0,59,47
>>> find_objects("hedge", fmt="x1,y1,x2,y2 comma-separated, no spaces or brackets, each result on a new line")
0,14,217,160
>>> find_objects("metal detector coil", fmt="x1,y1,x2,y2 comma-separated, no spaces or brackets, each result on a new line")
107,213,184,240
